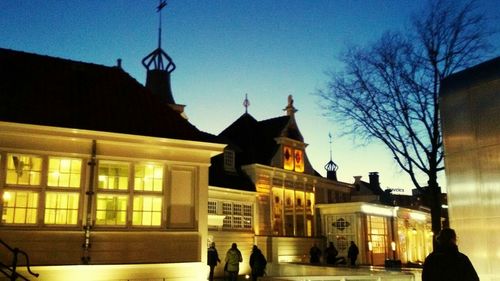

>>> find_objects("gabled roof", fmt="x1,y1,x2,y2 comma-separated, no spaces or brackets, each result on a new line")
0,48,217,143
210,112,309,191
219,113,302,166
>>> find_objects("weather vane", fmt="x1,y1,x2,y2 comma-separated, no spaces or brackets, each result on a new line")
142,0,176,72
156,0,167,49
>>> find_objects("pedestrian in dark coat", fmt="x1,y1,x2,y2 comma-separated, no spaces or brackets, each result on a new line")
325,241,346,265
422,228,479,281
309,243,321,264
249,245,267,281
347,241,359,266
207,242,221,281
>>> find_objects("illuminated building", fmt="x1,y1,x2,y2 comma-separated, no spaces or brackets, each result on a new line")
207,94,353,275
0,47,224,280
0,47,436,280
317,202,432,266
440,56,500,280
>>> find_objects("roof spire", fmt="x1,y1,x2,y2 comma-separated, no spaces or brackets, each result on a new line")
142,0,186,116
142,0,175,73
243,93,250,113
324,132,339,180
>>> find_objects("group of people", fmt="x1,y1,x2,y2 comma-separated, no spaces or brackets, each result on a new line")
309,241,358,266
208,227,480,281
207,242,267,281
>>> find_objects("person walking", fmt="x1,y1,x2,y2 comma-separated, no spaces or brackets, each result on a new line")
347,241,359,266
422,228,479,281
249,245,267,281
225,243,243,281
207,242,221,281
309,243,322,264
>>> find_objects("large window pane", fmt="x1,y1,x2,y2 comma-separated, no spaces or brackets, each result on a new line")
2,190,38,224
132,196,162,226
44,192,79,224
96,195,128,226
134,163,163,192
98,161,129,190
6,154,42,186
48,157,82,188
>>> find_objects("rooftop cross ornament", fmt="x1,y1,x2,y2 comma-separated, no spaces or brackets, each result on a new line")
243,93,250,113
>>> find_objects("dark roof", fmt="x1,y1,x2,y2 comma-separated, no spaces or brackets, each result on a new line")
440,56,500,96
209,111,320,190
0,48,217,143
219,113,298,165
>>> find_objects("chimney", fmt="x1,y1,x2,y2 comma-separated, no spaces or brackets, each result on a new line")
369,172,380,189
353,176,362,191
116,58,122,69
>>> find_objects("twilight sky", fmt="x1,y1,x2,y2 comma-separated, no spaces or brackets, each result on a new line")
1,0,499,194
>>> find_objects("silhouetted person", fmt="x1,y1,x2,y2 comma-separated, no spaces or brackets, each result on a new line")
422,228,479,281
249,245,267,281
347,241,359,266
325,241,346,265
225,243,242,281
207,242,221,281
309,243,321,264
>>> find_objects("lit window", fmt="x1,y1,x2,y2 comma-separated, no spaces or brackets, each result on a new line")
283,146,294,170
367,216,388,254
220,201,253,230
96,195,128,226
44,192,79,225
132,196,162,226
2,190,38,224
6,154,42,186
294,150,304,172
98,161,129,190
134,163,163,192
243,205,252,229
48,157,82,188
208,201,217,214
233,204,242,216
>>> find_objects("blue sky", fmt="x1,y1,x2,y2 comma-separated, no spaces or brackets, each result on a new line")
1,1,499,194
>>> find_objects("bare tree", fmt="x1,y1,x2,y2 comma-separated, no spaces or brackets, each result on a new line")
317,0,493,237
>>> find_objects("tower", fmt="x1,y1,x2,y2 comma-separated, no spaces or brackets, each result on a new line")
142,0,186,116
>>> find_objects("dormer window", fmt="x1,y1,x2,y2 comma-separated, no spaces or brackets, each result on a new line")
224,149,236,172
283,146,304,173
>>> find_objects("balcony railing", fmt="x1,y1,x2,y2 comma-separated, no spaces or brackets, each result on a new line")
0,240,39,281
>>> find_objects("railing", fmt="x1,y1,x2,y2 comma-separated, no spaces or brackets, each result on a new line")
0,240,39,281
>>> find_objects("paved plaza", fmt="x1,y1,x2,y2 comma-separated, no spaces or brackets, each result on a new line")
214,263,421,281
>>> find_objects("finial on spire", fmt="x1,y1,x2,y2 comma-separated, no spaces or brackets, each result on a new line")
325,132,339,180
328,132,333,161
284,94,298,116
243,93,250,113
